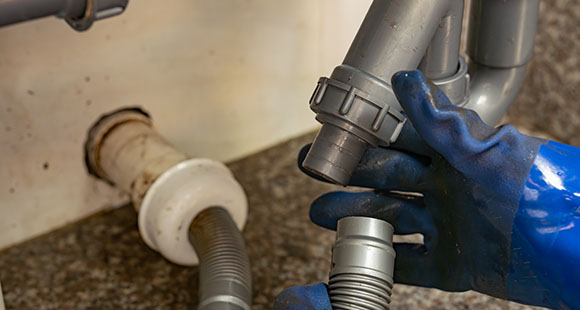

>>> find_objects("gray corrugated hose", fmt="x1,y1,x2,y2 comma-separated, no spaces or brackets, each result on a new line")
190,207,252,310
329,217,396,310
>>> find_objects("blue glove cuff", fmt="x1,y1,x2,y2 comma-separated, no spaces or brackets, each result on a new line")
510,141,580,309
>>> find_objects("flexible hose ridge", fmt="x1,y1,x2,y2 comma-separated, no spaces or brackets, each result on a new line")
189,207,252,310
329,273,393,310
329,216,396,310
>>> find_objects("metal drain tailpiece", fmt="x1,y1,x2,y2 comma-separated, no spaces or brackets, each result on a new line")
329,217,396,310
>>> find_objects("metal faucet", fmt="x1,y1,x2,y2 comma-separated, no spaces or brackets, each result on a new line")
303,0,540,186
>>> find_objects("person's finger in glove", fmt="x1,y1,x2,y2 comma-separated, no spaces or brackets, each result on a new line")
273,283,331,310
297,70,580,310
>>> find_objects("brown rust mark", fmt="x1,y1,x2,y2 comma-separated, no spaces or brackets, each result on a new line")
140,171,155,186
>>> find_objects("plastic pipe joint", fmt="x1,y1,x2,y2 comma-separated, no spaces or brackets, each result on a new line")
84,107,248,266
302,0,452,185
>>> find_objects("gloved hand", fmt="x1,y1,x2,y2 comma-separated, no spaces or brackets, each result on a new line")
274,284,332,310
276,70,580,310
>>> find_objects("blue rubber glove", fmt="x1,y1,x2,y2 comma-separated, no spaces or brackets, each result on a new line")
278,70,580,310
274,284,332,310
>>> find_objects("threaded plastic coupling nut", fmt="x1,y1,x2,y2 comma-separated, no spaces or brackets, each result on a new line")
329,217,396,310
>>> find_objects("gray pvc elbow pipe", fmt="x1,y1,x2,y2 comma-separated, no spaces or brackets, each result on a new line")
465,64,528,126
303,0,541,187
303,0,451,185
417,0,539,126
464,0,540,126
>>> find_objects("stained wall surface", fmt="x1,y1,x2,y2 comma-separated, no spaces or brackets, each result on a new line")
0,0,371,249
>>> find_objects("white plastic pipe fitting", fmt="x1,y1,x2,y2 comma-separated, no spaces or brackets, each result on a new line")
85,108,248,266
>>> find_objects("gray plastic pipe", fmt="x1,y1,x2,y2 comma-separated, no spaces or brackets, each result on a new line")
0,0,128,30
303,0,540,185
419,0,540,125
303,0,451,185
418,0,465,80
463,0,540,125
84,108,251,310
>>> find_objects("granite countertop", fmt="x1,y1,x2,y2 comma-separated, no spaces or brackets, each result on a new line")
0,133,544,310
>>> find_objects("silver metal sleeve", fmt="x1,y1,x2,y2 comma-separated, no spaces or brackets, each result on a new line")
189,207,252,310
329,217,396,310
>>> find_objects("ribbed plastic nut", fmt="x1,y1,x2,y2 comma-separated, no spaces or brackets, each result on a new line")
310,77,406,146
303,71,408,185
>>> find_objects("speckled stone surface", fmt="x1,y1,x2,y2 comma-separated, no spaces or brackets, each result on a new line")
0,133,545,310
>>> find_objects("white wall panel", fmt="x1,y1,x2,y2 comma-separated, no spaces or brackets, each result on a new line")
0,0,371,248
